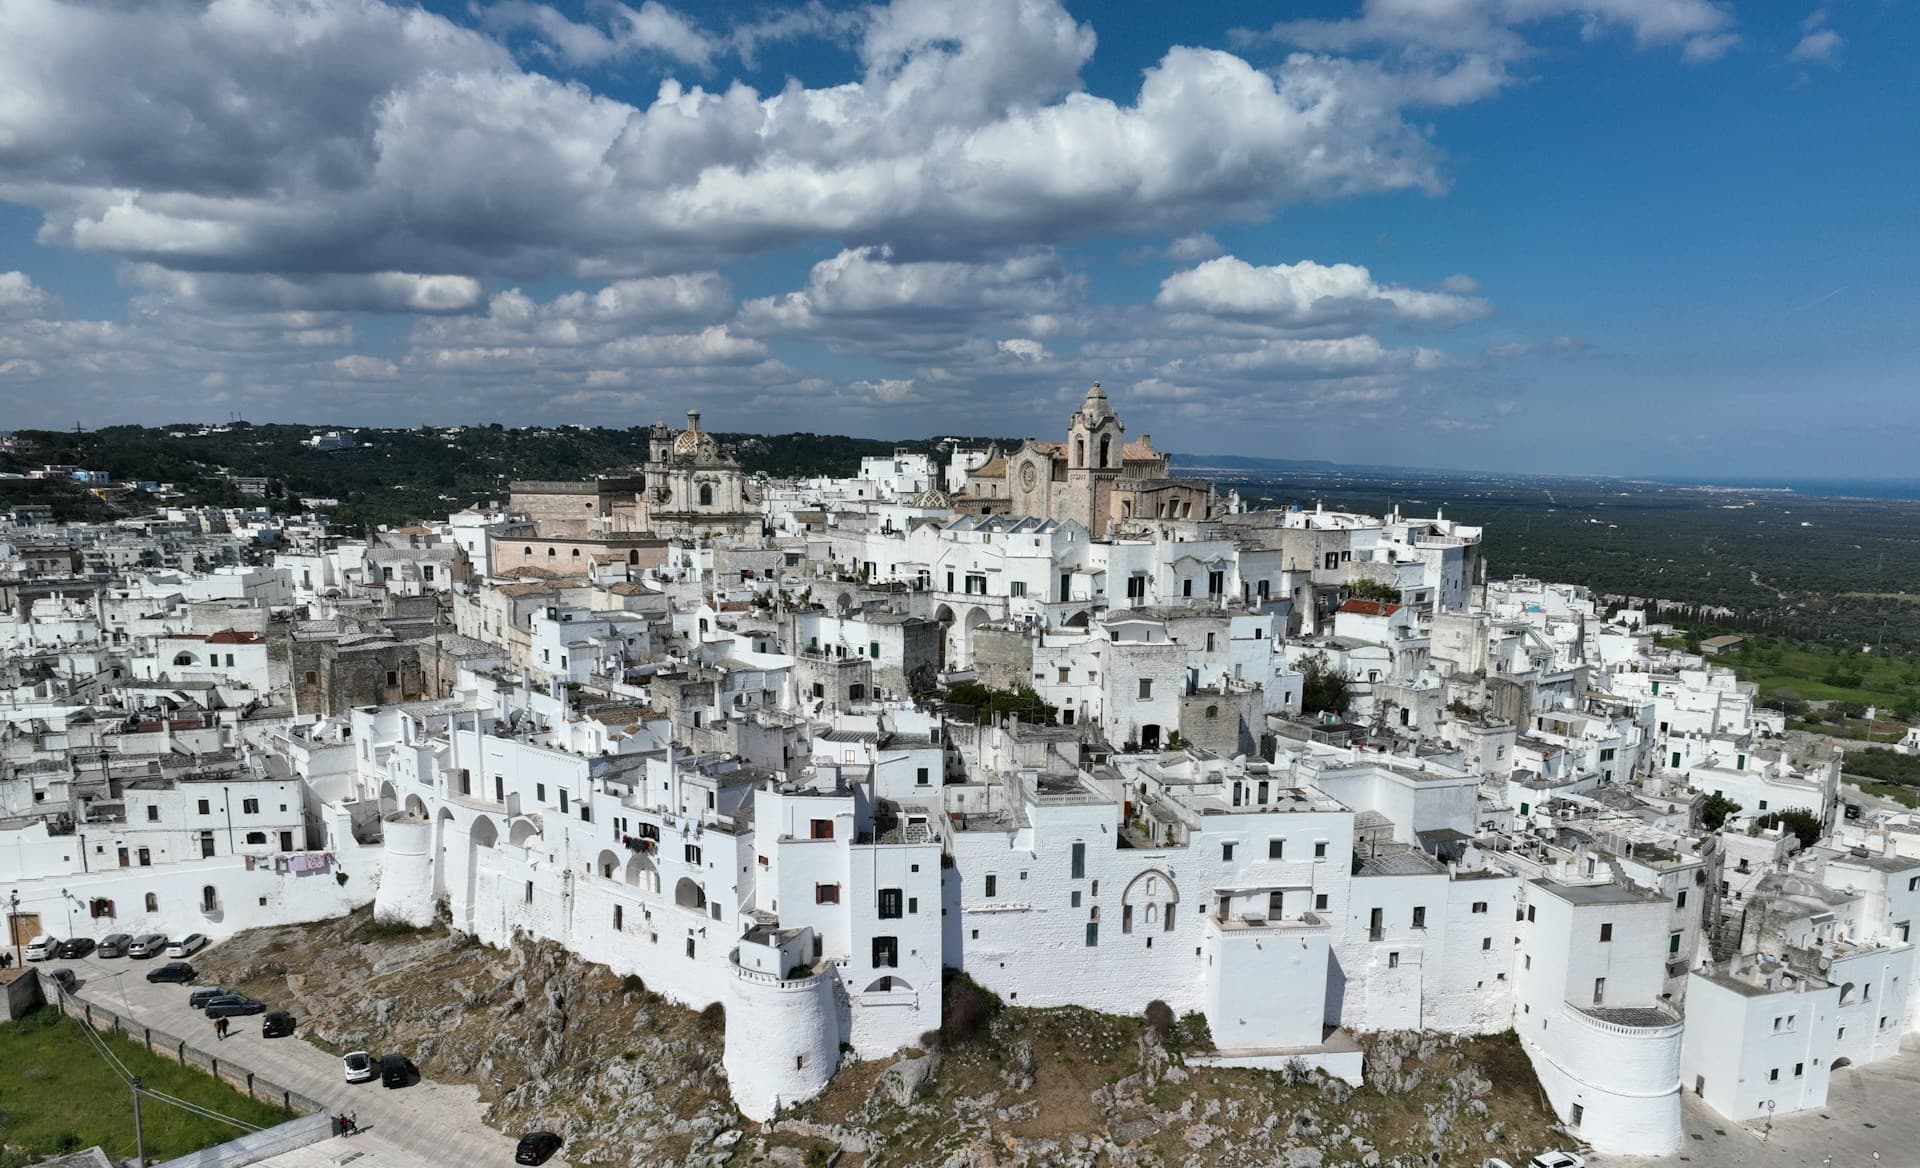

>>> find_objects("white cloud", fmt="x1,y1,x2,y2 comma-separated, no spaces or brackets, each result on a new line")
1247,0,1737,63
1789,28,1843,65
332,355,400,380
1156,256,1489,329
125,267,484,314
0,271,57,317
481,1,719,69
997,338,1049,362
1166,233,1224,262
0,0,1461,289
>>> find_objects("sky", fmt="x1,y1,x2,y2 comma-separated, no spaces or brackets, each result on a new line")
0,0,1912,477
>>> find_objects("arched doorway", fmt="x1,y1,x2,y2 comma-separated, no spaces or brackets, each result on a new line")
962,606,990,669
404,794,429,820
624,851,660,893
596,849,620,880
378,782,398,816
674,877,706,912
933,604,956,670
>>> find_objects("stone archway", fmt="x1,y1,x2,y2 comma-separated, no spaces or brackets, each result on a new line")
962,606,990,668
404,794,429,820
1121,868,1179,934
378,782,398,816
674,877,706,911
933,604,956,670
596,849,621,880
624,851,660,894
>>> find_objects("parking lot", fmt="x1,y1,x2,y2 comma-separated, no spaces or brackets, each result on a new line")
1592,1045,1920,1168
37,949,557,1168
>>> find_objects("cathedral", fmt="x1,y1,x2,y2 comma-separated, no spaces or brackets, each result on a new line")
626,410,760,541
952,383,1214,531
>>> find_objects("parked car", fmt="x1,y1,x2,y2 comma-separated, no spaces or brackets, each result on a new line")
146,962,196,984
343,1051,376,1083
127,934,169,959
57,937,96,959
515,1131,563,1166
261,1011,296,1038
45,968,77,992
204,995,266,1018
24,934,58,961
1528,1154,1586,1168
165,934,208,958
379,1054,417,1089
97,933,132,958
188,986,229,1010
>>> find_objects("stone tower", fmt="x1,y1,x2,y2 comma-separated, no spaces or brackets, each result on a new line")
1062,382,1124,531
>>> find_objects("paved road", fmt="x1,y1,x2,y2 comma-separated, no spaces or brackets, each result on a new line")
41,952,555,1168
1593,1044,1920,1168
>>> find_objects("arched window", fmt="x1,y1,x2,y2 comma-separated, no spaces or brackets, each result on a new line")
173,652,195,666
571,548,581,557
1099,434,1112,467
201,885,218,912
1075,438,1085,467
523,546,533,555
628,550,639,564
144,893,158,912
699,484,714,506
547,547,557,557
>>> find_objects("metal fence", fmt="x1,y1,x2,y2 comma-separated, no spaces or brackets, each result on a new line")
49,993,329,1117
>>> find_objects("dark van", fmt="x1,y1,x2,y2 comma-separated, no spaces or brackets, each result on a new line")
379,1054,416,1089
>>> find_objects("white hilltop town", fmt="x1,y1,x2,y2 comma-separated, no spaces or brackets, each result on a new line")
2,384,1916,1156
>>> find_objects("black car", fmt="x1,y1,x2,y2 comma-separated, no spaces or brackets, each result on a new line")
188,986,229,1010
204,995,267,1018
379,1054,416,1089
261,1011,296,1038
146,962,196,984
57,937,96,959
45,968,77,992
515,1131,563,1166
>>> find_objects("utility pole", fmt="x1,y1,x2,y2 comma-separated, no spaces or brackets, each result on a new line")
130,1076,146,1166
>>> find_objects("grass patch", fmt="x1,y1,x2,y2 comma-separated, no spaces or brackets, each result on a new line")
353,915,443,942
1855,782,1920,809
0,1006,295,1168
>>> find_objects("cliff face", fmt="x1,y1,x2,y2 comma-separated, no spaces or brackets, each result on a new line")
202,910,1568,1168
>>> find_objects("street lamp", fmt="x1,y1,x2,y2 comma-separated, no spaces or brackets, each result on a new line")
7,890,19,967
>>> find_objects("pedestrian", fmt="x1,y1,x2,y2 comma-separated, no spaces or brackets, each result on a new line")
215,1017,228,1041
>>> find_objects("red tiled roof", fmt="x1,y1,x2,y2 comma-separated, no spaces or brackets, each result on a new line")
1337,599,1400,617
207,630,264,644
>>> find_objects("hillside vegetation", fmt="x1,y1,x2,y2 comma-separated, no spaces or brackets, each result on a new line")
197,908,1568,1168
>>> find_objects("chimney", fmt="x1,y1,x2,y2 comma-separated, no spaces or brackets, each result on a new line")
686,410,701,432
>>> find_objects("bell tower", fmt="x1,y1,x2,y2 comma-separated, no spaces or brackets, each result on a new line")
1068,382,1123,470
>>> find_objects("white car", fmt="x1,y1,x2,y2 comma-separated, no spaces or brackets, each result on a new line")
343,1051,377,1084
1529,1153,1586,1168
165,933,208,958
24,934,57,961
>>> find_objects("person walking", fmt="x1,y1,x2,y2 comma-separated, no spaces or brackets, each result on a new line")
215,1017,228,1041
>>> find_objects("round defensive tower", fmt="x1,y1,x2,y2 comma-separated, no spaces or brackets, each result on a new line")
371,815,436,927
722,960,840,1121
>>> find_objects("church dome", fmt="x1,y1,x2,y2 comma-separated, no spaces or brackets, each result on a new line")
672,410,714,458
912,487,954,509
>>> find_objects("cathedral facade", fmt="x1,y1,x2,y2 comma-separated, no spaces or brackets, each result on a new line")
953,383,1213,532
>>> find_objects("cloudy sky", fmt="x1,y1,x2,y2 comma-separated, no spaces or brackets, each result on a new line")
0,0,1910,476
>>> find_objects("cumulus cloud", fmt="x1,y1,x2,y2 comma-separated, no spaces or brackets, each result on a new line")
0,271,57,317
1155,257,1489,330
0,0,1460,288
125,267,484,314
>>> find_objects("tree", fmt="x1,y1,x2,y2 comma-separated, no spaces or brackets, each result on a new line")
1699,792,1742,831
1753,809,1822,849
1298,652,1351,717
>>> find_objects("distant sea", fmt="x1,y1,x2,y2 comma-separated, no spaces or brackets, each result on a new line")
1649,476,1920,501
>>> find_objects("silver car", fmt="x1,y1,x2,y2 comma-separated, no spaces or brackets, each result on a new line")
127,933,168,958
165,933,208,958
96,933,132,958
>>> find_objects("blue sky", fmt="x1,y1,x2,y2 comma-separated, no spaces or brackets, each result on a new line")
0,0,1911,477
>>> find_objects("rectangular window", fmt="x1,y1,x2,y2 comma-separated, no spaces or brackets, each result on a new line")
1600,922,1613,942
1314,840,1328,859
1071,890,1082,908
1471,901,1487,914
1388,951,1400,969
985,874,998,898
146,805,159,822
1085,922,1098,947
1412,906,1426,929
878,888,903,918
1677,890,1688,909
872,937,898,968
1059,667,1071,683
1126,575,1146,600
536,783,546,802
1315,893,1329,911
613,904,623,931
558,789,569,813
1268,839,1285,860
241,798,259,814
916,766,930,786
1593,977,1606,1004
1222,842,1235,862
138,848,151,866
1670,932,1682,954
684,844,702,865
809,818,834,840
197,799,210,815
1071,842,1086,880
1010,581,1027,598
1482,937,1492,951
1138,678,1152,700
815,884,840,905
1208,570,1224,597
870,641,881,658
